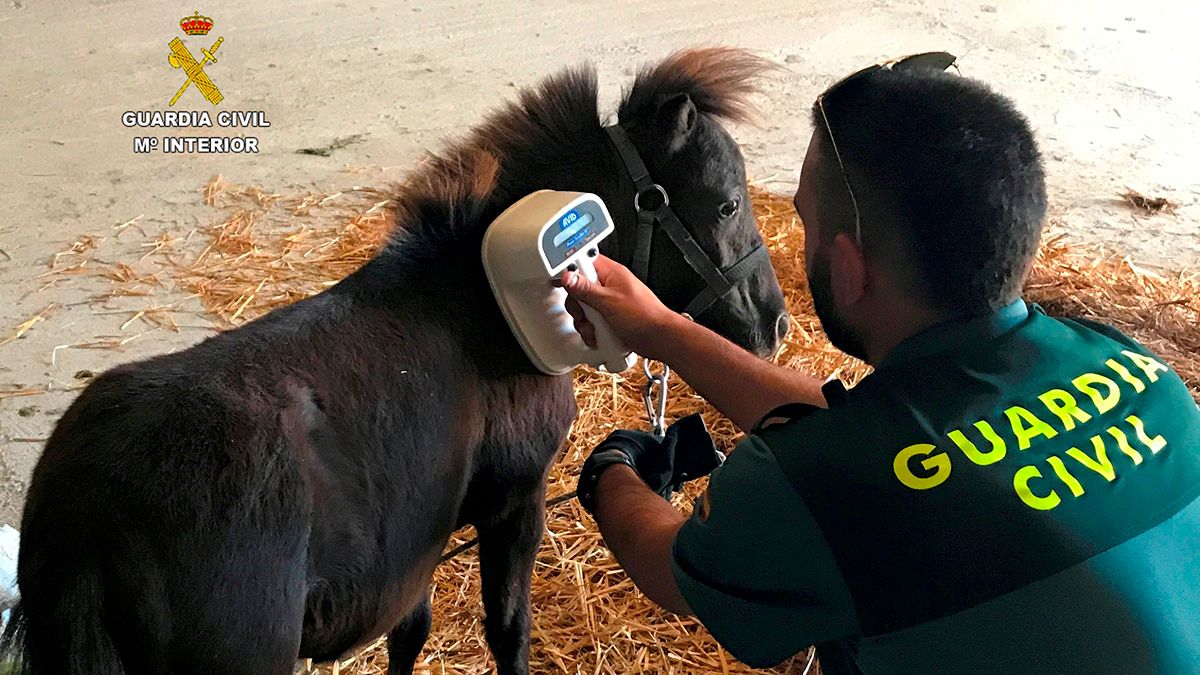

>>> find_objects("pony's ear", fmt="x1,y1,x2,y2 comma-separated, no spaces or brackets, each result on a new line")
657,93,698,153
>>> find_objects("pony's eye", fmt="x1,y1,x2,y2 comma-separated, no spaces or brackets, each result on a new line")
718,198,740,219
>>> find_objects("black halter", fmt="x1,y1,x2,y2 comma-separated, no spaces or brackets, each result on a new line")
604,125,771,318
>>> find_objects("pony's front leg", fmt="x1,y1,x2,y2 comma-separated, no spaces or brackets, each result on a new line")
386,594,432,675
476,483,546,675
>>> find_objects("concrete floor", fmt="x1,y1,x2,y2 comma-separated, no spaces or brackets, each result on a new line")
0,0,1197,525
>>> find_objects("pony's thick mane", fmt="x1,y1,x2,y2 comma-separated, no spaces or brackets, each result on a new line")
390,47,777,248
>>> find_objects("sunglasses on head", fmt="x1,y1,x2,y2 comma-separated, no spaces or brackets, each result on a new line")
815,52,959,246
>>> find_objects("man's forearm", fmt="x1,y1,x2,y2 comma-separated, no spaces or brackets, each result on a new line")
594,466,692,616
659,314,826,430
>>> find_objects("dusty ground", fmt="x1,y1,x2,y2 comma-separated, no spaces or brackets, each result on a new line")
1,0,1197,527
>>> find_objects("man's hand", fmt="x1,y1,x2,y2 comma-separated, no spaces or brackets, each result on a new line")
559,255,684,362
577,414,724,514
562,255,827,432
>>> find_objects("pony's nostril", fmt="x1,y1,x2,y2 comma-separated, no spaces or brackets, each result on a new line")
775,313,791,342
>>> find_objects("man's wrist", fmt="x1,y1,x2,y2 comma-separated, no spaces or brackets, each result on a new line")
597,462,640,493
660,309,694,335
593,464,644,521
644,310,695,361
578,450,637,514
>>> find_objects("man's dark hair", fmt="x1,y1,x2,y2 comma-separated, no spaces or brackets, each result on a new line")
811,67,1047,315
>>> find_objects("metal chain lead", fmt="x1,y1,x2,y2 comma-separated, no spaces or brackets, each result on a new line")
642,358,670,439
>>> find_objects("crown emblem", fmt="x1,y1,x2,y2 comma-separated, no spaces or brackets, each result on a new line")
180,10,214,36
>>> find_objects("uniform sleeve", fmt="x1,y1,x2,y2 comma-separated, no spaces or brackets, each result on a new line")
671,434,859,668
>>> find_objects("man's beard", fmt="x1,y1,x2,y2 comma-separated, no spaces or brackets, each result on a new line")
807,251,869,361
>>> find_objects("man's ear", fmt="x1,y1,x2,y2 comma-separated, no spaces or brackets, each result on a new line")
656,93,698,153
830,232,868,309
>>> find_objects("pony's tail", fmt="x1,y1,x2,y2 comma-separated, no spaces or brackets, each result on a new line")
0,571,124,674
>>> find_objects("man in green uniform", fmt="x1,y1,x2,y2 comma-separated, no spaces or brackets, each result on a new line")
560,55,1200,673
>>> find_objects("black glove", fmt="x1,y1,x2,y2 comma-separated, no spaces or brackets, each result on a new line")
577,413,725,515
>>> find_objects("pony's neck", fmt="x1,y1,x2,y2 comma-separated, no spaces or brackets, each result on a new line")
348,124,639,377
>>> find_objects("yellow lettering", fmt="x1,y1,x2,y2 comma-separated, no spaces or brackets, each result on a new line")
1014,465,1061,510
1126,415,1167,454
1047,456,1085,497
948,421,1007,465
1067,438,1116,482
894,444,951,490
1005,406,1058,450
1106,426,1144,465
1122,350,1169,383
1072,373,1121,415
1038,389,1093,431
1105,359,1145,393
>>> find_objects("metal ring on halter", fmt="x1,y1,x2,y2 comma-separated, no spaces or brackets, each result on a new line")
633,184,669,213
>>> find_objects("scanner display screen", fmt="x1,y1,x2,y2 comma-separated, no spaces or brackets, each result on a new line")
553,211,592,249
541,201,607,270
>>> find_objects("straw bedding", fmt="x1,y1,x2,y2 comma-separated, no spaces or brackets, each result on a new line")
11,174,1198,674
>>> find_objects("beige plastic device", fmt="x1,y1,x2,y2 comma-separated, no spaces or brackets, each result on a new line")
482,191,637,375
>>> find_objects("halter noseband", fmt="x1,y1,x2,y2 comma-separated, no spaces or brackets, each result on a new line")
603,125,771,318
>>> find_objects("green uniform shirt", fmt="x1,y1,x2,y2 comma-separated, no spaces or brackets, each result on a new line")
673,300,1200,674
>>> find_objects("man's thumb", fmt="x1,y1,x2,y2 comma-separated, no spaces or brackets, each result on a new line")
561,270,604,302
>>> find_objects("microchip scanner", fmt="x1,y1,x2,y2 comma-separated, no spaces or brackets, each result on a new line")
482,191,637,375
